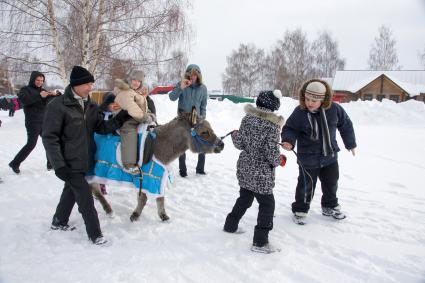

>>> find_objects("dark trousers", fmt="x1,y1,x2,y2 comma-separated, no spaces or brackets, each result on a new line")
9,109,15,117
224,188,275,246
178,152,205,173
292,161,339,214
52,173,101,241
10,123,49,167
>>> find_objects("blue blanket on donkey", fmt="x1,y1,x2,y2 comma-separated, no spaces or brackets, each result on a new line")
86,124,170,198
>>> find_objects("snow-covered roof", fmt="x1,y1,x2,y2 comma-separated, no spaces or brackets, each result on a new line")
320,77,334,86
332,70,425,97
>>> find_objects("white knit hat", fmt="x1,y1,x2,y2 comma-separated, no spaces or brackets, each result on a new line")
305,81,326,101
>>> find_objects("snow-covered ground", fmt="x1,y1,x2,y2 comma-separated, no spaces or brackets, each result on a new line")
1,96,424,283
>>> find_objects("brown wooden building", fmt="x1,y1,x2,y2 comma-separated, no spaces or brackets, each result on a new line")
332,70,425,103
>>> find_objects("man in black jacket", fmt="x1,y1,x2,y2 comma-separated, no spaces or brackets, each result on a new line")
9,71,58,174
42,66,130,246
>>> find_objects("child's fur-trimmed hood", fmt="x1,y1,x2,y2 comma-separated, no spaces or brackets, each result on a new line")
299,78,333,110
245,104,285,129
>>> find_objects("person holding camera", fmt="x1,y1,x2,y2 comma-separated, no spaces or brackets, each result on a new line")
169,64,208,177
9,71,58,174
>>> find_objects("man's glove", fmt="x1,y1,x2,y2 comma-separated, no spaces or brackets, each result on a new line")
114,110,131,124
279,154,287,167
55,166,73,182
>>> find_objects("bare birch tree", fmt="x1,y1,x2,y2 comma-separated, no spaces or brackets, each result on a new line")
149,44,188,87
0,55,44,89
368,25,399,70
271,29,314,97
264,48,288,92
0,0,191,86
222,43,265,97
311,30,345,78
158,49,188,86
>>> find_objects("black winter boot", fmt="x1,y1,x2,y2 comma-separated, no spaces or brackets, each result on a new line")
9,162,20,174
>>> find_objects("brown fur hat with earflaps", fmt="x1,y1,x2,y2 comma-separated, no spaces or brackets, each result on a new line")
299,78,333,110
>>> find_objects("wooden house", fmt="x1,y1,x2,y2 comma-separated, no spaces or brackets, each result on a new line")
332,70,425,103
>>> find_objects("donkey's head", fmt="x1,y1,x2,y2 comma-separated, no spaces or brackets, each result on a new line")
180,108,224,154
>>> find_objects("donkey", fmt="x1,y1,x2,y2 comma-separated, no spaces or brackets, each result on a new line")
91,108,224,222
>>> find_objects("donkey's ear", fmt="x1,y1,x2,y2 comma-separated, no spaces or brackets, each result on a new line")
190,106,197,126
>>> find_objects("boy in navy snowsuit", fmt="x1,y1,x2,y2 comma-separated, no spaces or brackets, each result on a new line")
281,79,356,224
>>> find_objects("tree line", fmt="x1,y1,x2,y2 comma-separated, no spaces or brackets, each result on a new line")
0,0,192,89
0,4,424,95
223,25,423,97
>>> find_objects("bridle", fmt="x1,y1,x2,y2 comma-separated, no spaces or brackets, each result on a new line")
190,124,217,153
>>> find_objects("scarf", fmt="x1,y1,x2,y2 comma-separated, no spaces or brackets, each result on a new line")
72,89,88,111
307,107,334,157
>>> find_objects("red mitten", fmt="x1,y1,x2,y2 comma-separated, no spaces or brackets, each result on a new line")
231,129,238,135
280,154,287,167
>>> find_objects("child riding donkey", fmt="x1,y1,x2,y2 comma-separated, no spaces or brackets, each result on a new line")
113,71,156,174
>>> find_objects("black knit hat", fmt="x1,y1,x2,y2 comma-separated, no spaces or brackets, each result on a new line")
102,92,115,105
70,66,95,86
256,90,282,111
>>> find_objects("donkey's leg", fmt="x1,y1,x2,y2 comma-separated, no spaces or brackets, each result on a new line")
156,197,170,221
90,183,113,215
130,192,148,222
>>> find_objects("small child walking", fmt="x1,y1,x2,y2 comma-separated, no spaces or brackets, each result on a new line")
223,90,286,254
113,72,155,174
281,79,356,225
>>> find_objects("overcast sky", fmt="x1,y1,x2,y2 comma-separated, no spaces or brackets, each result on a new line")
187,0,425,91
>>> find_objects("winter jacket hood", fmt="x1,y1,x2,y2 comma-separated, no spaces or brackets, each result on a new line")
185,64,203,85
245,104,285,128
299,78,333,110
113,79,148,121
28,71,45,89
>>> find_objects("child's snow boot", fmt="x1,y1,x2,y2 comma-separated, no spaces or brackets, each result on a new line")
292,212,307,225
322,205,346,220
251,243,280,254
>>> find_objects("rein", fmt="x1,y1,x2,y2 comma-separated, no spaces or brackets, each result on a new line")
220,131,234,140
276,142,314,204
